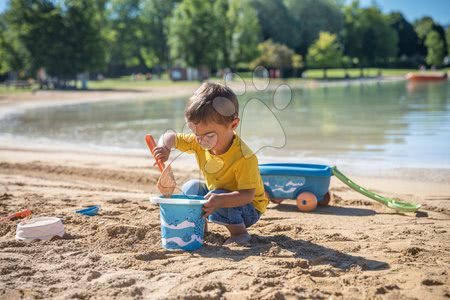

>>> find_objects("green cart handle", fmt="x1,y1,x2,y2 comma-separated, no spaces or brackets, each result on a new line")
331,166,421,213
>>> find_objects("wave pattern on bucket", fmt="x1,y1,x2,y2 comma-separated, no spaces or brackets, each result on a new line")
162,233,203,247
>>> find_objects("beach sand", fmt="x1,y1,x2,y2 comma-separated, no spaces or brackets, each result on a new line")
1,88,450,299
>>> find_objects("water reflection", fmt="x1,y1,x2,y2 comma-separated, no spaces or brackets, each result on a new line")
0,81,449,168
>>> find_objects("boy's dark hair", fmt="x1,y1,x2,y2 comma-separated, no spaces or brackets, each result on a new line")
185,82,239,125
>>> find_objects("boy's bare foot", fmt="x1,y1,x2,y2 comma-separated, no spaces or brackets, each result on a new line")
223,233,251,245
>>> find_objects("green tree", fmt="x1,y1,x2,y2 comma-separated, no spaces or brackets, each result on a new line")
414,17,435,40
250,40,299,71
106,0,179,75
140,0,180,69
5,0,107,80
342,1,398,75
414,16,448,58
63,0,108,76
251,0,296,50
227,0,261,67
388,12,419,58
213,0,231,68
6,0,65,77
306,32,342,79
0,13,29,75
284,0,344,55
341,1,364,74
107,0,145,72
168,0,223,70
425,30,445,67
447,26,450,56
362,7,398,65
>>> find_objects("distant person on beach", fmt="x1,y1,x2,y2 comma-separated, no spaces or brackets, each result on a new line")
152,82,269,245
37,67,48,89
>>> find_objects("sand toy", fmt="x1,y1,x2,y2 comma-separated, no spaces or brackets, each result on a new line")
145,134,177,197
260,163,332,212
15,217,65,241
260,163,421,213
0,209,32,222
75,205,100,216
331,166,421,212
151,195,207,251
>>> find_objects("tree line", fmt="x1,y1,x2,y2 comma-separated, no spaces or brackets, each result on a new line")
0,0,449,81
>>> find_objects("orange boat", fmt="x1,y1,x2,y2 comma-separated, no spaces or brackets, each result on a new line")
406,72,448,81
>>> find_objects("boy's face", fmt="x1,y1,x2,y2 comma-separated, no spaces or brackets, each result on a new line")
188,118,239,151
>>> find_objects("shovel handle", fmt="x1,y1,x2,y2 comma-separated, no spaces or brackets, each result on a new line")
0,209,32,222
145,134,165,173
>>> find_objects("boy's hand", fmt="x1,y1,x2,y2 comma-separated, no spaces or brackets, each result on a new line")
153,145,170,166
202,192,224,219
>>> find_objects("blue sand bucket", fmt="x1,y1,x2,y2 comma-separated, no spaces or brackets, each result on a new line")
150,194,207,251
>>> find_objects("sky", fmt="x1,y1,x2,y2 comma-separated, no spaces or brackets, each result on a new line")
347,0,450,25
0,0,449,26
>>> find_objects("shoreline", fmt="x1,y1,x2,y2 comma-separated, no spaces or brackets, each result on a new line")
0,75,405,107
1,145,449,195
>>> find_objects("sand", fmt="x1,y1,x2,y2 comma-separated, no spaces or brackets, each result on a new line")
1,87,450,299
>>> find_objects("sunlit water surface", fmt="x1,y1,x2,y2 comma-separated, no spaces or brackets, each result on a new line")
1,80,449,171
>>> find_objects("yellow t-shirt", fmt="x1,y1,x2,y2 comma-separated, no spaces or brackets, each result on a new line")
175,132,269,214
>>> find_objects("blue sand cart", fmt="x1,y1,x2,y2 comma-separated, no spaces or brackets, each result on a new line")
259,163,332,211
259,163,420,213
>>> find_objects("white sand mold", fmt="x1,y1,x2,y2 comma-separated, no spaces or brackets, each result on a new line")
15,217,65,241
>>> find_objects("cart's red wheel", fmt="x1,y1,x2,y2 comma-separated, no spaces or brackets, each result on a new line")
318,191,332,207
271,198,284,204
296,192,318,212
266,191,284,204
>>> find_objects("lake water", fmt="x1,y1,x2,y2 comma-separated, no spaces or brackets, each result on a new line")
1,80,449,170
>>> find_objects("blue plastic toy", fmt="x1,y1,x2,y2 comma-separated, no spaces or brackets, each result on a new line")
259,163,420,213
151,194,207,251
259,163,332,211
75,205,101,216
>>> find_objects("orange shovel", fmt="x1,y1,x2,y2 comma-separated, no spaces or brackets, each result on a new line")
145,134,165,172
0,209,32,222
145,134,176,197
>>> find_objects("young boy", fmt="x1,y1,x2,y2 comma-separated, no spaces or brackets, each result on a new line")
153,82,269,245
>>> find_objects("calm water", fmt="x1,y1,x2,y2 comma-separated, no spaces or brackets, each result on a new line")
1,80,449,170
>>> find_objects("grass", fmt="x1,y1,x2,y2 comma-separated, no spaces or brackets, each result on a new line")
1,68,448,96
0,84,36,95
88,78,199,90
302,68,416,79
0,75,200,95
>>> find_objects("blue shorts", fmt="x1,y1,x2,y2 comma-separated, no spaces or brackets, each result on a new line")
181,179,261,228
